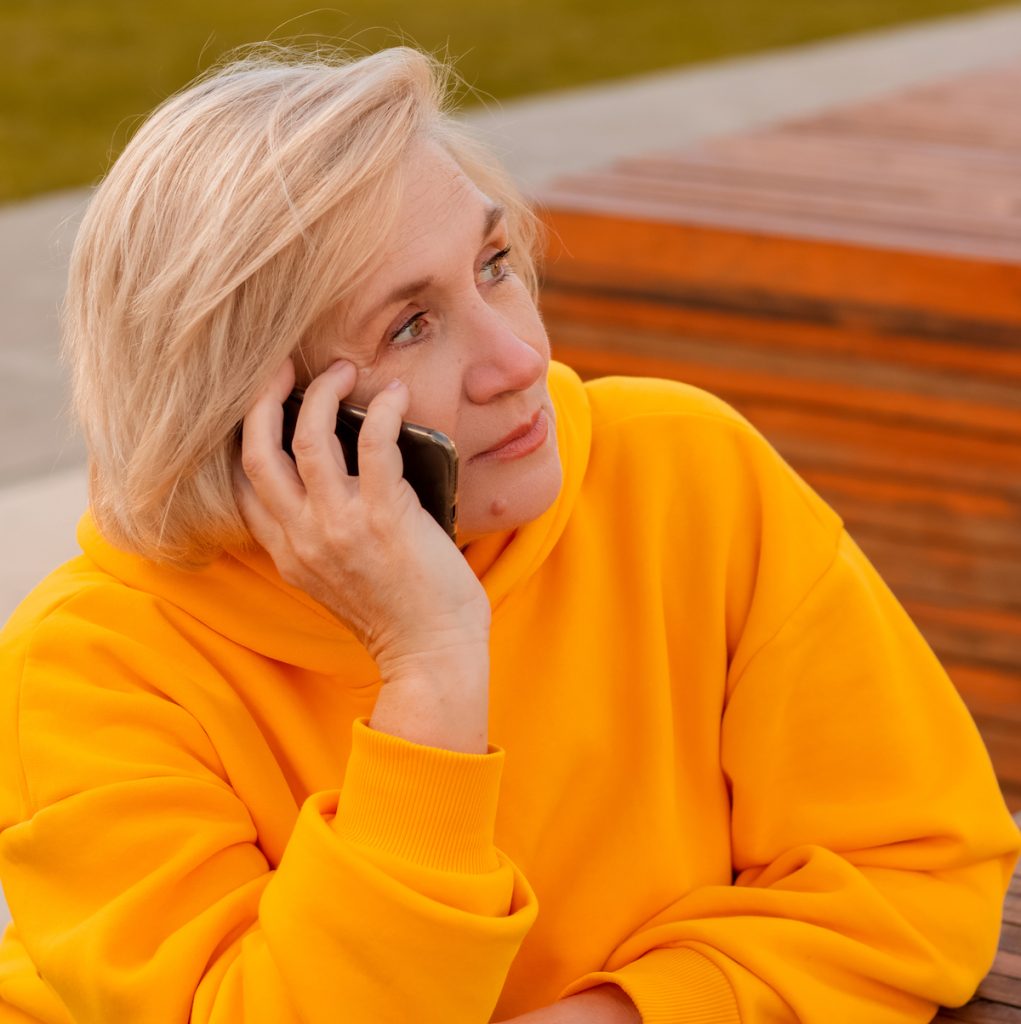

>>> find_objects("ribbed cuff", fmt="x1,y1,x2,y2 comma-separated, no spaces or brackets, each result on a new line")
559,948,740,1024
332,717,505,874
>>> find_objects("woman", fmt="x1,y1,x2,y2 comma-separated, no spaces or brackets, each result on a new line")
0,45,1017,1024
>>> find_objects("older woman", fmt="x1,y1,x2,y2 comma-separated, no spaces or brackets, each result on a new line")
0,46,1017,1024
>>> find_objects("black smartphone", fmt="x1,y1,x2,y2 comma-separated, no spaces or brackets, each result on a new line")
281,388,459,541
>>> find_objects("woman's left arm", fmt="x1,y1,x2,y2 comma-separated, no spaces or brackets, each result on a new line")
551,528,1020,1023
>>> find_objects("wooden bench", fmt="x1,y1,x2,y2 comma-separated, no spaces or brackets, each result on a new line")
536,59,1021,811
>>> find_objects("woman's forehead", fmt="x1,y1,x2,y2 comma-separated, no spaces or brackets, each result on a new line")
347,152,503,317
394,143,493,248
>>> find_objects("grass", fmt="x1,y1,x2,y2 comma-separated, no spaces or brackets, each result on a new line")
0,0,1016,203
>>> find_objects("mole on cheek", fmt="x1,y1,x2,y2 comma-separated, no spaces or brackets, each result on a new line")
490,497,509,517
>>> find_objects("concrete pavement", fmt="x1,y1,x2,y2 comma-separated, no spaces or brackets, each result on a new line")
2,2,1021,930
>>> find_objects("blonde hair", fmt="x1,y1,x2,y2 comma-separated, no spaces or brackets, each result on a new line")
64,45,542,568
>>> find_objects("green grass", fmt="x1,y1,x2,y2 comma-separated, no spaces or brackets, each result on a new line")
1,0,1016,202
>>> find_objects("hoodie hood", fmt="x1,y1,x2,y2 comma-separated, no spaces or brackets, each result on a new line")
75,361,592,675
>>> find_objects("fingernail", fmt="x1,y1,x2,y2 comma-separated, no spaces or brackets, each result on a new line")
331,358,353,372
385,378,403,390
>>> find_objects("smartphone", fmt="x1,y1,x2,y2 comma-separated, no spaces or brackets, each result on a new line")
281,388,458,541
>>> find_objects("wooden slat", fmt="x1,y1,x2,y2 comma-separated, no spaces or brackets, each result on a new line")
797,470,1021,552
545,168,1021,254
947,665,1021,726
674,133,1021,191
551,336,1021,495
935,1003,1021,1023
906,602,1021,676
540,287,1021,381
540,209,1021,330
547,317,1021,431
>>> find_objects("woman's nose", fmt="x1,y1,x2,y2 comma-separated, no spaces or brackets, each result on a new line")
462,305,546,405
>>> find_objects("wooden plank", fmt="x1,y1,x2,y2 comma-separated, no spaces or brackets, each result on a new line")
947,665,1021,727
551,340,1021,494
542,187,1021,264
540,209,1021,331
688,132,1021,190
1004,892,1021,928
804,100,1021,150
540,287,1021,381
797,471,1021,552
544,318,1021,434
545,169,1021,250
901,601,1021,674
615,156,1021,214
936,1002,1021,1023
996,783,1021,817
975,975,1021,1011
811,493,1021,562
999,924,1021,957
847,533,1021,611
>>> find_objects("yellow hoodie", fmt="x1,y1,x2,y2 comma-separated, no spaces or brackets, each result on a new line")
0,362,1017,1024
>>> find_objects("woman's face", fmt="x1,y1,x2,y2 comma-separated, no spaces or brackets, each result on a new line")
312,140,563,544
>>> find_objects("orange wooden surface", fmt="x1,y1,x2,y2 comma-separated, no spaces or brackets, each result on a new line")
540,210,1021,327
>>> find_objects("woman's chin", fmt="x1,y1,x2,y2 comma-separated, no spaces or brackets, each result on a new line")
455,448,563,544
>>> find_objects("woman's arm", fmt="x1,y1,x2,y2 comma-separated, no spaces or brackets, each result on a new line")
0,623,537,1024
551,529,1020,1022
235,356,493,754
0,359,531,1023
496,985,641,1023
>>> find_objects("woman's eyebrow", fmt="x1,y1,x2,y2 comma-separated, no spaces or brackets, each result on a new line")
480,201,507,244
354,201,507,333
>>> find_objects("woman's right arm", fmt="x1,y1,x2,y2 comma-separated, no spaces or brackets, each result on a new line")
235,357,492,755
0,603,535,1023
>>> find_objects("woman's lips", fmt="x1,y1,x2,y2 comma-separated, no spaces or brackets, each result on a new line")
471,409,549,462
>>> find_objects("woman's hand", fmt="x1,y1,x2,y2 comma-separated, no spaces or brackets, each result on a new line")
234,357,491,751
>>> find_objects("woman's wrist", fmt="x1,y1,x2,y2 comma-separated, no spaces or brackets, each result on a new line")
370,646,490,753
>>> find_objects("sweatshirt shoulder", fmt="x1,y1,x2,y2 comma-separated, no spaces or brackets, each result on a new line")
1,560,232,824
2,555,157,650
0,555,219,706
0,558,123,825
583,374,754,432
578,372,844,552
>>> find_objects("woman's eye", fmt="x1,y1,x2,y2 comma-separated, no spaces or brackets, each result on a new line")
478,246,512,285
391,312,428,346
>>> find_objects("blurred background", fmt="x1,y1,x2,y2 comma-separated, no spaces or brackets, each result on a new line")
2,0,1020,933
2,0,1017,203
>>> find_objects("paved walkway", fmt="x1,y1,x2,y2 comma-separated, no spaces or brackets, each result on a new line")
2,4,1021,927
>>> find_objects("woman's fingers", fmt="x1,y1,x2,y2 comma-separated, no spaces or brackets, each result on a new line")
290,359,359,505
356,379,411,507
238,356,415,540
232,455,286,553
234,358,486,676
238,357,306,522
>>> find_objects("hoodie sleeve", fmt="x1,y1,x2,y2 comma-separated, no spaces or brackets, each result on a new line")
0,612,536,1024
552,399,1020,1023
558,527,1020,1023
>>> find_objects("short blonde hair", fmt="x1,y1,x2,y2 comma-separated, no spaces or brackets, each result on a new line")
64,45,542,568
